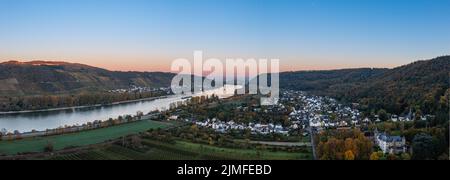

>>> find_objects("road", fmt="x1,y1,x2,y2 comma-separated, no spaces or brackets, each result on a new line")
308,126,317,160
249,141,311,147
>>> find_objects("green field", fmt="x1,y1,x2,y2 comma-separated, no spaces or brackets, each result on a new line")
0,120,170,155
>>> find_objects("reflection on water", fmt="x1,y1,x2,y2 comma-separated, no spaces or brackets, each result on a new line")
0,85,239,132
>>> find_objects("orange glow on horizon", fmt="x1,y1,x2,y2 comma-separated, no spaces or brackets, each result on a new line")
1,55,406,73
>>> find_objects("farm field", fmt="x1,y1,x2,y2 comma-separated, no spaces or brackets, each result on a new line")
0,120,171,155
42,139,313,160
170,140,312,160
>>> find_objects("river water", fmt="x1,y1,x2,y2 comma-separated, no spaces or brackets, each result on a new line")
0,85,239,133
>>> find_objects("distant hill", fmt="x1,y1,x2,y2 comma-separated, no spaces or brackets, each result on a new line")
0,61,175,96
260,56,449,122
279,68,389,91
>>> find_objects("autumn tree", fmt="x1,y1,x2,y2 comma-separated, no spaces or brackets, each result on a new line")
316,129,373,160
387,153,397,160
370,152,379,160
344,138,358,157
378,109,388,121
44,141,54,152
130,135,142,148
344,150,355,160
400,153,411,160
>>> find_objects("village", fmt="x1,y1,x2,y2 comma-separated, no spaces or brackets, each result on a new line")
176,89,436,156
108,85,171,94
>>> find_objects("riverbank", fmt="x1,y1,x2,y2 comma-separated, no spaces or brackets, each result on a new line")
0,95,169,115
0,85,240,133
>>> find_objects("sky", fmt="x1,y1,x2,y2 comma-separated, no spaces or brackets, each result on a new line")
0,0,449,72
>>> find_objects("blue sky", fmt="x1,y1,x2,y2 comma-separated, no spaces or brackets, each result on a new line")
0,0,449,71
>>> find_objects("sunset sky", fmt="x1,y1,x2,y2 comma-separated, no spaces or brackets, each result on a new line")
0,0,449,72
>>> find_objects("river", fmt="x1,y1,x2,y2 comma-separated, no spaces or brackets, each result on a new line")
0,85,240,133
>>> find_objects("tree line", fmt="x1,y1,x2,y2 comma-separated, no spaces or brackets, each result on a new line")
0,91,167,112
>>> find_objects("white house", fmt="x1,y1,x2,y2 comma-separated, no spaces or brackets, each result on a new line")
375,132,406,154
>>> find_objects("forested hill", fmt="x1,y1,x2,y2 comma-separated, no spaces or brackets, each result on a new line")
278,56,449,123
280,68,389,91
0,61,175,96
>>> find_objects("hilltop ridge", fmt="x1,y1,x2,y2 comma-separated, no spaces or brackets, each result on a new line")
0,60,175,96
